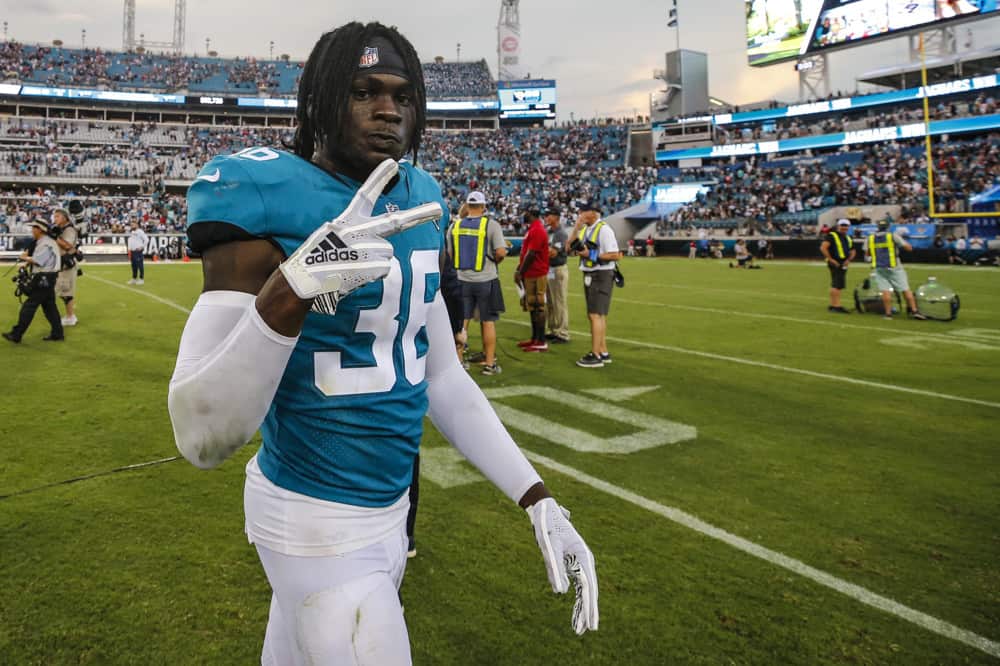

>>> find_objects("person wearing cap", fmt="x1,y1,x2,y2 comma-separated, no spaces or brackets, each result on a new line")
866,219,927,320
514,206,550,352
3,219,64,343
446,190,508,374
820,219,856,313
51,206,80,327
544,205,571,344
571,200,622,368
168,22,597,663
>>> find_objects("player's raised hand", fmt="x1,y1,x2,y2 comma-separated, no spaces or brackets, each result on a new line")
526,498,599,635
279,159,442,304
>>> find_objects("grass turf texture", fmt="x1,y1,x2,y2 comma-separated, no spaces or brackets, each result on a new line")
0,258,997,665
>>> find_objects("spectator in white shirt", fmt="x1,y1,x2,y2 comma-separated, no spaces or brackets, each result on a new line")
127,221,148,285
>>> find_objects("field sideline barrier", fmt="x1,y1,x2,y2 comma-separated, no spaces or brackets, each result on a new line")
0,233,188,262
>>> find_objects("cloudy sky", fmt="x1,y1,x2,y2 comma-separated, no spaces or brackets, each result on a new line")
5,1,999,120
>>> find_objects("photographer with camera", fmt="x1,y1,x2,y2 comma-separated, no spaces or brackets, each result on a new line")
570,200,622,369
3,219,64,343
52,206,82,327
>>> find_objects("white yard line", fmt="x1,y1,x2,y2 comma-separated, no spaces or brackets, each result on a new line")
99,272,1000,656
90,275,1000,410
500,319,1000,409
564,291,978,344
523,449,1000,659
85,274,193,315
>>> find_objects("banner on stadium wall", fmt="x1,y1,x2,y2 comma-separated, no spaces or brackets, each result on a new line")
656,112,1000,162
0,233,187,258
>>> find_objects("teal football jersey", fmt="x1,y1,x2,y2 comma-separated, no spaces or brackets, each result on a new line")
187,147,449,507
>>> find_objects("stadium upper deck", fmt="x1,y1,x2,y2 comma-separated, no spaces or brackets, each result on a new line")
0,41,496,100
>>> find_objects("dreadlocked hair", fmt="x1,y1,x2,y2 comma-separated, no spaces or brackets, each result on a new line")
292,22,427,164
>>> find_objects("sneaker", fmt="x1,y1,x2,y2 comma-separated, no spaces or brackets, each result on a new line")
547,335,570,344
461,360,470,370
467,351,486,364
517,339,536,348
43,335,64,341
61,315,77,327
2,331,21,344
910,311,928,320
883,314,893,320
829,306,850,314
136,279,144,285
576,352,604,368
407,539,416,559
127,278,136,285
600,352,612,364
481,363,502,376
524,342,548,352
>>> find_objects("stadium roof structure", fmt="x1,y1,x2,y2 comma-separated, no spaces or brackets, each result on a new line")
858,45,1000,89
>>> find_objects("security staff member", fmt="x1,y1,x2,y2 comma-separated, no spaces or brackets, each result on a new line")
571,200,622,368
446,191,507,375
867,219,926,320
820,218,856,313
52,207,79,327
544,205,570,344
3,219,64,343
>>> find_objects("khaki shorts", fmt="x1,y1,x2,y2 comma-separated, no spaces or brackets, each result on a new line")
56,268,76,299
873,267,909,293
523,275,547,310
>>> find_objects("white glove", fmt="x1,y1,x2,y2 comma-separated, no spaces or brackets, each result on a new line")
279,158,442,305
527,498,599,635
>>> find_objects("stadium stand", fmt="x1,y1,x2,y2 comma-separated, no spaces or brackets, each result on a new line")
0,41,496,100
0,115,642,235
1,41,997,249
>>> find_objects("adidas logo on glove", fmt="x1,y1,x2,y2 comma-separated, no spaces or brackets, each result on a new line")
304,232,360,265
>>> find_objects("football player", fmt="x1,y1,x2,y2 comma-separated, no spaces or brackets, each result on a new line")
167,21,598,665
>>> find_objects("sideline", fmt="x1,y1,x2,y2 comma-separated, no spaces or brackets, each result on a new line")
64,274,1000,656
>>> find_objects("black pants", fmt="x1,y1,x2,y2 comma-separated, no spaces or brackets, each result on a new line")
10,277,63,340
131,251,144,279
406,454,420,545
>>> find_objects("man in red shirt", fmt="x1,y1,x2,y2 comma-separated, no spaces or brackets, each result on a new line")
514,207,551,352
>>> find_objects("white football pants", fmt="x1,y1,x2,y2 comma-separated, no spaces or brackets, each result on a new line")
255,530,411,666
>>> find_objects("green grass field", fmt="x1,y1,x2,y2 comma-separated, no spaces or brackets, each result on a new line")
1,257,997,665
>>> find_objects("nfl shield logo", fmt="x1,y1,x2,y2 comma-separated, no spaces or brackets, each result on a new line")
359,47,379,68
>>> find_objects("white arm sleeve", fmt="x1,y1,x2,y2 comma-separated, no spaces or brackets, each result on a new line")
424,296,542,503
168,291,298,469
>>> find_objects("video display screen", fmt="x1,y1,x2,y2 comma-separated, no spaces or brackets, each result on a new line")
748,0,1000,66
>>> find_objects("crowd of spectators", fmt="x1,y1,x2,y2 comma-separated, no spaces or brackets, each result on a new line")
720,93,999,144
1,189,187,235
1,119,642,233
1,41,502,99
664,134,1000,235
2,112,997,240
422,60,494,99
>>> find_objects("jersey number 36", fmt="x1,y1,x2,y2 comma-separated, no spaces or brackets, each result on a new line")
313,250,438,397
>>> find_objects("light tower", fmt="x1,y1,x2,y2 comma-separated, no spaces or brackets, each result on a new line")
122,0,186,53
497,0,525,81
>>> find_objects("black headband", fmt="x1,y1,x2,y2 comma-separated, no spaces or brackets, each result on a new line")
357,36,409,80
